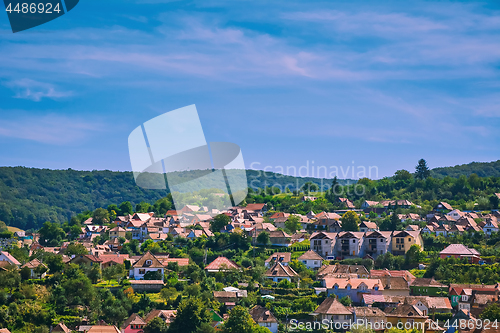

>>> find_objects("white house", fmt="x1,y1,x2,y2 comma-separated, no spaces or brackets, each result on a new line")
129,251,165,280
483,218,499,236
0,251,20,267
298,250,324,269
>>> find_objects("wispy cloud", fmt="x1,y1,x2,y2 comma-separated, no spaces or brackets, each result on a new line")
0,114,104,144
6,79,73,102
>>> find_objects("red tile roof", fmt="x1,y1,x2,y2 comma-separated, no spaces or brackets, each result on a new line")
205,257,241,271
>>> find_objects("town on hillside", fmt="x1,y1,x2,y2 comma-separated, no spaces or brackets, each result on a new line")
1,187,500,333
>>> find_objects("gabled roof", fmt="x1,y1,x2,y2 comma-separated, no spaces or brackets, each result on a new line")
359,221,378,229
21,258,46,269
205,257,241,271
121,313,146,329
250,306,278,323
86,325,121,333
0,251,21,265
353,306,386,318
52,322,71,333
436,202,453,210
144,310,177,324
245,203,266,211
313,297,352,315
440,244,480,256
298,250,324,261
384,304,426,318
132,251,164,268
411,278,447,288
265,252,291,264
266,262,298,278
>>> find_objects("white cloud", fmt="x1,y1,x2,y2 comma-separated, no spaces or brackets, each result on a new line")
6,79,73,102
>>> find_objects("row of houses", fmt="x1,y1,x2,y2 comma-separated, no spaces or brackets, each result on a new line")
310,230,423,259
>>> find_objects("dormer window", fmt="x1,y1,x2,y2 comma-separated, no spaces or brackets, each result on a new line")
347,284,351,290
145,260,152,266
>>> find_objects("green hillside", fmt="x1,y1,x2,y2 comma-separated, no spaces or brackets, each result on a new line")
0,167,354,230
431,160,500,178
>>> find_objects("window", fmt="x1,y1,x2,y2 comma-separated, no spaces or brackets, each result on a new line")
139,269,146,274
396,238,400,243
380,239,383,242
408,238,411,242
145,260,152,266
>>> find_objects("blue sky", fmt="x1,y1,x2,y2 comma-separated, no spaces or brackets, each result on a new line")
0,0,499,179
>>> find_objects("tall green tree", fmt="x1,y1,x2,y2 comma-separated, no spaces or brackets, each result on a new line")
144,317,168,333
256,231,271,246
168,298,212,333
415,159,431,180
285,215,301,234
210,214,231,233
119,201,134,216
341,211,360,232
39,221,66,246
92,208,109,225
221,306,256,333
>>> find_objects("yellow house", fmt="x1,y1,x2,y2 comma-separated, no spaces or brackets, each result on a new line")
384,304,428,333
109,226,126,239
391,230,423,255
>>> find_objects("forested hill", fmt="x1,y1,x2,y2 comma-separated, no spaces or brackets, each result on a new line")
431,160,500,178
0,167,354,230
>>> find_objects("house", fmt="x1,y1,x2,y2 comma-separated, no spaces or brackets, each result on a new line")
435,224,450,237
121,313,146,333
483,218,499,236
421,225,435,234
406,224,420,232
352,307,387,328
0,251,20,267
410,278,448,296
205,257,241,273
51,323,71,333
109,227,126,240
370,270,416,285
250,306,279,333
265,262,298,283
99,254,130,269
338,197,355,209
379,276,410,297
129,280,164,292
359,221,378,233
318,264,369,279
69,254,103,269
434,202,453,211
245,203,267,214
129,251,165,280
144,310,177,326
384,303,428,330
335,232,364,259
363,231,392,258
187,229,214,239
311,297,354,324
447,209,465,221
310,232,337,257
361,200,380,209
391,230,423,255
180,205,200,213
268,230,292,247
302,196,317,202
265,252,291,268
439,244,481,263
87,325,121,333
21,258,47,279
269,212,290,221
213,290,247,309
314,212,342,230
298,250,324,269
322,277,383,303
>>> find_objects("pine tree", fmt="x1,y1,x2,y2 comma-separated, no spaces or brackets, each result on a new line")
415,159,431,180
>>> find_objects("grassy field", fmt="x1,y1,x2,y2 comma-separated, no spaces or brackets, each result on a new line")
7,226,24,233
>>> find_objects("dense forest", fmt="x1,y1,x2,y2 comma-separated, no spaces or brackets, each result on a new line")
431,160,500,178
0,167,354,230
